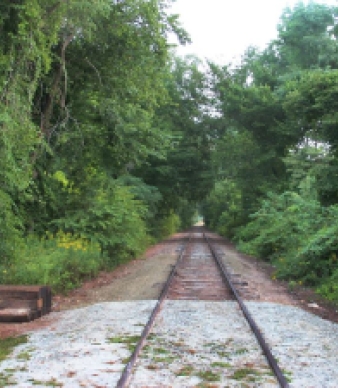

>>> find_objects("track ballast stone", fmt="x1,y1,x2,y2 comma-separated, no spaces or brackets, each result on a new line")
129,300,278,387
0,300,337,386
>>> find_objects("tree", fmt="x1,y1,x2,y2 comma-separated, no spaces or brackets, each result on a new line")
136,55,214,214
0,0,65,260
207,58,291,220
276,2,338,69
204,179,242,237
0,0,191,264
19,0,189,239
283,69,338,147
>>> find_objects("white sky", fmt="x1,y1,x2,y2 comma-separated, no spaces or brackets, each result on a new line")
169,0,338,64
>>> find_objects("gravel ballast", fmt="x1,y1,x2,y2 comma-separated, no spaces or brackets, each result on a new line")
1,230,338,387
247,302,338,387
0,300,337,387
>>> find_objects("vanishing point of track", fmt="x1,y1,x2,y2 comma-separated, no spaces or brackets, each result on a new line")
116,226,289,388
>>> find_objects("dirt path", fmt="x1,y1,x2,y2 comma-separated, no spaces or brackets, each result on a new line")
0,229,337,339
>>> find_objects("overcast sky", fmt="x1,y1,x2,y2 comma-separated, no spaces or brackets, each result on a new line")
169,0,338,64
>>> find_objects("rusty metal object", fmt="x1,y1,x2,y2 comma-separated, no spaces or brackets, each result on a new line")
0,285,52,322
117,229,289,387
167,234,233,301
116,235,191,388
205,233,290,388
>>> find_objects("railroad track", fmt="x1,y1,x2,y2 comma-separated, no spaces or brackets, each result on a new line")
117,227,289,387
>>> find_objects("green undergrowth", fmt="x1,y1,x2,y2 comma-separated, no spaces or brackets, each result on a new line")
235,192,338,304
196,370,221,382
0,208,183,296
231,367,262,381
107,335,141,352
28,378,62,386
0,335,28,363
0,234,108,294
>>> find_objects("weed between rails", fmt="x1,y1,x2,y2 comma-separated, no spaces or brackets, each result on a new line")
175,365,195,376
231,367,263,382
196,370,221,382
107,335,141,352
28,378,63,386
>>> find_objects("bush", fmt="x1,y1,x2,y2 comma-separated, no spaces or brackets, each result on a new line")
236,191,323,261
274,221,338,285
177,199,198,230
236,191,338,298
158,211,181,238
1,233,106,294
0,191,23,266
317,268,338,302
203,179,243,237
54,181,150,265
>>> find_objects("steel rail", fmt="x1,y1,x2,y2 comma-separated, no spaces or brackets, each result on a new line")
116,234,192,388
204,233,290,388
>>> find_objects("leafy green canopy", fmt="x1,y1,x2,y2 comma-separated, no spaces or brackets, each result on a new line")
0,0,195,287
204,2,338,302
134,55,214,226
0,0,65,261
277,2,338,69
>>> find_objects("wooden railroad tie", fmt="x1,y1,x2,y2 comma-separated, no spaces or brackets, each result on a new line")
0,285,52,322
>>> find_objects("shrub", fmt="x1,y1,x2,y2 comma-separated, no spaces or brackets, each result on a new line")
1,234,105,294
236,191,323,261
157,211,181,238
0,191,23,266
273,205,338,286
317,268,338,302
54,181,150,265
236,191,338,296
203,179,243,237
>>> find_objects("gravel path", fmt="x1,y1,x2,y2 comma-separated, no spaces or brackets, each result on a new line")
0,229,338,387
129,300,278,387
247,302,338,387
0,302,155,387
0,301,337,387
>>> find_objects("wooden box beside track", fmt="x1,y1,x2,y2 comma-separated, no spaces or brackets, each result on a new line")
0,285,52,322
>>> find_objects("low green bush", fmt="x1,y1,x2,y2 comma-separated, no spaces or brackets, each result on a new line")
54,181,150,265
273,219,338,286
236,191,323,259
203,179,243,238
317,267,338,301
157,211,181,238
236,191,338,302
1,233,106,294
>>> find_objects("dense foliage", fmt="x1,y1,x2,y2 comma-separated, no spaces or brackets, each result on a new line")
0,0,199,292
204,1,338,303
2,1,338,303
